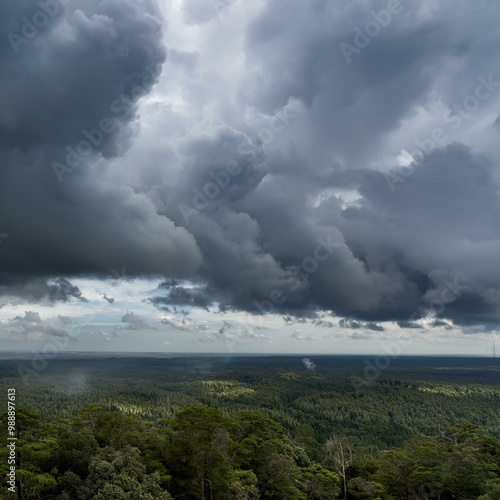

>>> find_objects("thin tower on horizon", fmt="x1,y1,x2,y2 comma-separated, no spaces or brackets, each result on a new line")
487,341,497,358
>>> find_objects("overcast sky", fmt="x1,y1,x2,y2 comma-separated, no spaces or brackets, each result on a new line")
1,0,500,355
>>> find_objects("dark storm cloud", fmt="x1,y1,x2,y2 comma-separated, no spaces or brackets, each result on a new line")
48,278,87,302
3,0,500,332
242,0,500,165
242,1,447,166
0,277,86,307
0,0,202,281
169,1,500,328
337,144,500,324
151,280,215,309
131,0,500,330
438,292,500,329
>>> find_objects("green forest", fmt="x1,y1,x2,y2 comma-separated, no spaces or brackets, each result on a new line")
1,355,499,499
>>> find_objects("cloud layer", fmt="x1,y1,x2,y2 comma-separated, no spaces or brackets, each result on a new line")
2,0,500,332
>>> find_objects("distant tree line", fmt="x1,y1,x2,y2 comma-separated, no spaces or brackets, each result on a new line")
1,358,498,451
1,405,499,499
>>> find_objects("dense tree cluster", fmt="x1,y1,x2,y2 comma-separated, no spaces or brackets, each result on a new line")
0,405,342,499
1,357,499,497
1,405,499,499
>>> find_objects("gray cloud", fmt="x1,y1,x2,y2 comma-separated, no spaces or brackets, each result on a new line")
151,280,215,309
0,277,87,307
2,311,68,338
3,0,500,333
0,0,202,281
121,311,154,330
396,321,422,330
338,319,385,332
